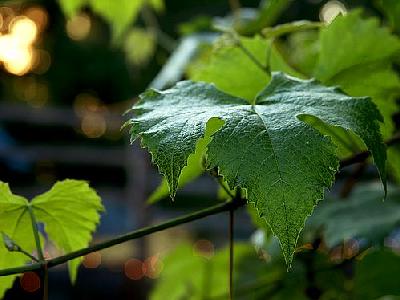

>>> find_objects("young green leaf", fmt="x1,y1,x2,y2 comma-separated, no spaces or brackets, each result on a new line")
0,183,36,299
0,180,103,296
126,72,386,265
315,10,400,136
189,36,302,101
354,250,400,299
31,179,104,282
314,10,400,181
315,10,400,83
58,0,164,40
376,0,400,33
150,243,283,300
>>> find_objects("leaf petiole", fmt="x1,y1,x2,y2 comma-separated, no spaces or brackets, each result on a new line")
1,232,40,262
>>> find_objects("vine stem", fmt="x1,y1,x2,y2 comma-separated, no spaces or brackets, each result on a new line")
0,199,246,277
340,132,400,168
27,205,48,300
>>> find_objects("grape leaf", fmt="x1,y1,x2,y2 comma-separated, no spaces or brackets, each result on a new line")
148,118,223,203
314,10,400,136
126,72,386,264
32,179,103,282
0,179,103,297
306,183,400,248
148,36,301,203
313,11,400,179
283,30,319,77
354,250,400,299
315,10,400,83
235,0,292,35
88,0,144,40
0,183,35,299
150,243,284,300
376,0,400,34
58,0,164,40
189,36,302,101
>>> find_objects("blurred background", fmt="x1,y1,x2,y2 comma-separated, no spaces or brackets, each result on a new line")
0,0,397,299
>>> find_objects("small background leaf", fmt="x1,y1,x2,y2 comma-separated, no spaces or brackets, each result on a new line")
0,183,35,298
306,183,400,248
31,179,104,282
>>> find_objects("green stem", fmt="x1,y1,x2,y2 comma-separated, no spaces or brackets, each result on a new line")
27,205,44,261
19,248,40,263
0,199,246,277
27,205,47,300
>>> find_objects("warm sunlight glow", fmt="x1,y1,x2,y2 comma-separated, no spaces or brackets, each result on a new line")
10,16,37,45
24,6,48,33
0,35,33,75
0,11,41,76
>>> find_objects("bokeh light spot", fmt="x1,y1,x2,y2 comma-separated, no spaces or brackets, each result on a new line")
81,112,107,138
9,16,37,45
20,272,40,293
143,255,163,279
193,239,214,259
83,252,102,269
124,258,144,280
66,13,91,41
24,6,48,33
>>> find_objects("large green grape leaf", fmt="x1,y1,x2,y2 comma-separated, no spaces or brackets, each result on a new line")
126,72,386,264
31,179,103,282
306,183,400,248
0,183,35,299
148,36,301,203
150,36,302,203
